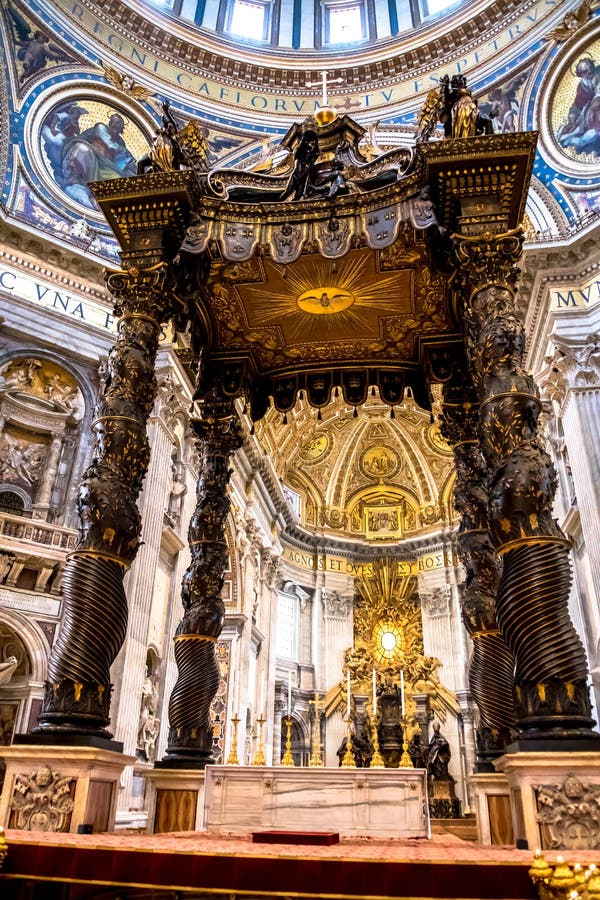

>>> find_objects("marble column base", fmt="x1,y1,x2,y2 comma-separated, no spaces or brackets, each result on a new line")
469,771,512,846
0,745,135,834
144,768,206,833
494,751,600,851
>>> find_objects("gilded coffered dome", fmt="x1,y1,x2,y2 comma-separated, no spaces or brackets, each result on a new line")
255,390,456,541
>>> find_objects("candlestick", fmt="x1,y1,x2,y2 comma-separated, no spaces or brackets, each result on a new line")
400,669,405,716
252,715,266,766
369,720,385,768
287,671,292,717
309,694,323,767
281,715,295,766
226,713,240,765
372,668,377,716
346,669,351,716
341,714,356,767
399,715,414,768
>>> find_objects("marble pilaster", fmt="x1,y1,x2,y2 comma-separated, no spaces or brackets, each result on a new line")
111,359,191,818
321,586,354,766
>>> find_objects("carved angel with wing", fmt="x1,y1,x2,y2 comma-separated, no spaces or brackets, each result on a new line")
101,64,155,102
545,1,592,41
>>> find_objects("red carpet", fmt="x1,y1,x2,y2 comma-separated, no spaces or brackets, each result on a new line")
252,829,340,844
2,830,600,898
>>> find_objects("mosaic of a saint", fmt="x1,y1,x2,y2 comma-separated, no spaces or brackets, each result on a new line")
552,41,600,161
40,99,149,209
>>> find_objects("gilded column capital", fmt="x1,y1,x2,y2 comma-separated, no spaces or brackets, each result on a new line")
105,261,178,322
452,228,524,296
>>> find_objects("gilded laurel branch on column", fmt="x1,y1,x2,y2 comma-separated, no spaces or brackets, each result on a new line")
38,257,182,738
163,398,243,764
440,389,516,742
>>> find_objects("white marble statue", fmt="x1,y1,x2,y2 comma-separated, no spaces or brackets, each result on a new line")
0,656,18,686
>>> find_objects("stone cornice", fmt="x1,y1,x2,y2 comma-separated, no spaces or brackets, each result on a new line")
0,220,108,301
57,0,544,95
521,220,600,366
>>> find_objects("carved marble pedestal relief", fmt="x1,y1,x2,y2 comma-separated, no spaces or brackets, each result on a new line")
0,745,135,834
495,752,600,851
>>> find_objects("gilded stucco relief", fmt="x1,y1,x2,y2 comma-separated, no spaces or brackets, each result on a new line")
255,393,455,541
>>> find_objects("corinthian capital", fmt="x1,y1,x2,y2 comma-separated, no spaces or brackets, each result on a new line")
548,334,600,392
106,261,178,321
453,228,524,294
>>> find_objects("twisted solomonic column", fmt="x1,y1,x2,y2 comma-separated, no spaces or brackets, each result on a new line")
36,263,178,740
441,383,516,767
158,392,242,767
455,230,598,745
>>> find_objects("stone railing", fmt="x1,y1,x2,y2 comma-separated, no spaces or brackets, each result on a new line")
0,512,77,553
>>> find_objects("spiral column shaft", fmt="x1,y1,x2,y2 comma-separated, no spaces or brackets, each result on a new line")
441,390,515,764
159,393,242,768
455,230,596,742
36,263,178,738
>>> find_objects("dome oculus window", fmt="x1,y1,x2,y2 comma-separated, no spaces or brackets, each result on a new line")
227,0,271,40
323,0,366,45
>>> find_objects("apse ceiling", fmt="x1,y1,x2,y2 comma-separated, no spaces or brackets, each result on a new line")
255,392,456,542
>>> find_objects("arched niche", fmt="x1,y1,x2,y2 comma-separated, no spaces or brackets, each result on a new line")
0,612,49,742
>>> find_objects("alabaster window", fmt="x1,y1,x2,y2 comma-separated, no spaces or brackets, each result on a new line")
322,0,366,44
227,0,272,40
421,0,464,18
276,590,298,660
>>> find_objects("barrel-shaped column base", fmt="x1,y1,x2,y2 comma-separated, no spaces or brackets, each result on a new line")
34,680,113,739
156,725,214,770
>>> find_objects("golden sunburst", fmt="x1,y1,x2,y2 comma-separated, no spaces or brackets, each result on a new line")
235,249,413,344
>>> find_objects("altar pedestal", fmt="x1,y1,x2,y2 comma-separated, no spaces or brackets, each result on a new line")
469,772,512,846
144,768,205,833
0,745,135,834
204,766,430,838
494,751,600,851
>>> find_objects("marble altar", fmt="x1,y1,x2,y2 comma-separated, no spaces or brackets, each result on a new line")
204,766,430,838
